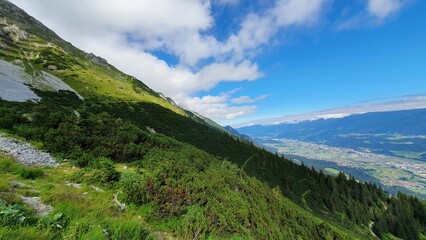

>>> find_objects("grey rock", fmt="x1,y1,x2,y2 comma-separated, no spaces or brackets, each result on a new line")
87,53,109,67
21,196,53,217
3,24,30,40
0,134,58,167
64,182,82,189
47,65,57,71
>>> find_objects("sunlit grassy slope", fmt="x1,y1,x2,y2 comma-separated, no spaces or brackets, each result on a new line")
0,3,184,115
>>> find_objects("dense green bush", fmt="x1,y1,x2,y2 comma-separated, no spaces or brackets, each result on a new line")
179,206,209,240
120,172,150,205
90,158,120,184
119,147,354,239
16,167,44,180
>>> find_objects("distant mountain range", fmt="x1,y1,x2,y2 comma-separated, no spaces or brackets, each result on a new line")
238,108,426,160
234,95,426,127
238,108,426,199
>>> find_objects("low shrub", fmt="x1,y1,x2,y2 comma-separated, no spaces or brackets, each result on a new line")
120,172,150,205
90,158,120,184
179,206,208,240
17,167,44,180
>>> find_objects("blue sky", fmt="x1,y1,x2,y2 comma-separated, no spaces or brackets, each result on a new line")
10,0,426,125
203,0,426,124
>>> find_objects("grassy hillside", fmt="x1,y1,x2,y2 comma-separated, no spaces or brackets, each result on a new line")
0,7,184,115
1,1,426,239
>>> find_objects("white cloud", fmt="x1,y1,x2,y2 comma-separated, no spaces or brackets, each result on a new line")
225,0,327,60
231,95,270,104
336,0,407,30
10,0,214,65
83,35,261,100
274,0,326,26
8,0,327,122
182,91,258,120
367,0,404,20
196,61,262,90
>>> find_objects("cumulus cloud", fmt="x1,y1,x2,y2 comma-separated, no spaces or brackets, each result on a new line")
231,95,270,104
336,0,407,30
9,0,327,121
225,0,327,60
274,0,326,26
182,90,259,120
367,0,404,20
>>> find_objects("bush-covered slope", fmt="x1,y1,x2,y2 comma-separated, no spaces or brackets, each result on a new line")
1,1,426,239
0,88,424,239
0,93,358,239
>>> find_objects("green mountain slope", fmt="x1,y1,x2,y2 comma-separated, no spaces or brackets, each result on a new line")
0,0,231,134
1,1,425,239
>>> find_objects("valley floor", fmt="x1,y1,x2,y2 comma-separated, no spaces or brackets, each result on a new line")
259,137,426,198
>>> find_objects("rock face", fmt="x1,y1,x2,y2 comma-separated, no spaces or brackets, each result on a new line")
0,28,8,38
0,17,30,41
3,24,30,40
0,134,58,167
87,53,109,67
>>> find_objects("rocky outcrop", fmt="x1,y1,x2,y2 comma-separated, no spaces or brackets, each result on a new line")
3,23,30,41
87,53,109,67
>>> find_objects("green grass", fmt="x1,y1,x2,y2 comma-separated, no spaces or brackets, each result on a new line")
0,158,45,180
0,157,153,239
382,233,404,240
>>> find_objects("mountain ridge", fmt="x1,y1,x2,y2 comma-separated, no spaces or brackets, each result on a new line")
0,0,232,135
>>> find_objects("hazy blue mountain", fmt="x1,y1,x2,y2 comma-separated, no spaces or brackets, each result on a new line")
238,108,426,160
224,125,252,142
